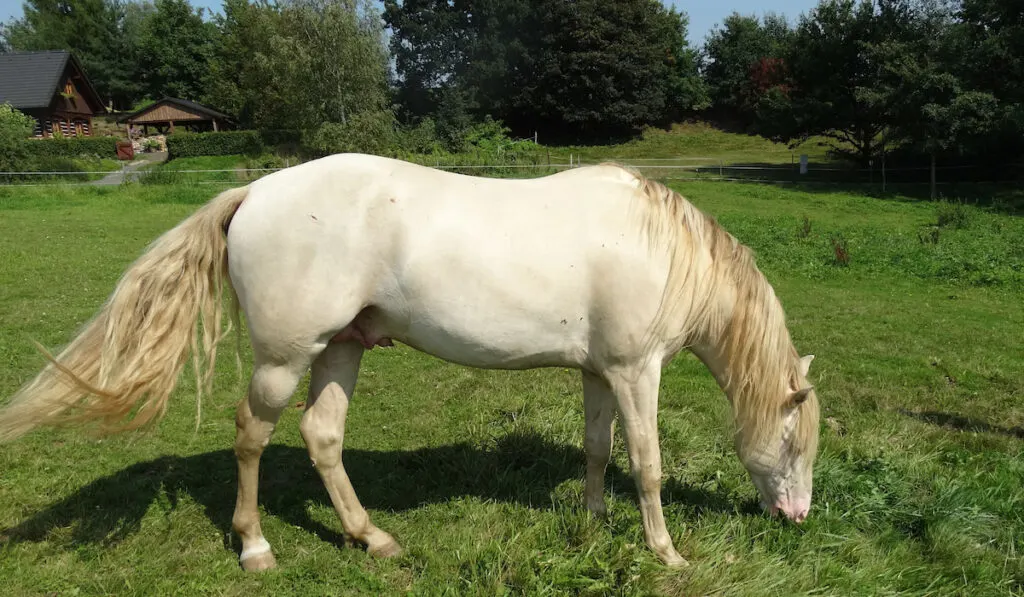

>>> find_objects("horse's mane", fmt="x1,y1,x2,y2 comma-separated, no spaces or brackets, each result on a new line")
600,163,818,458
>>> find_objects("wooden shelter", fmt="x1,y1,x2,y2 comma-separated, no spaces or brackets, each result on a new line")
120,97,232,136
0,50,106,137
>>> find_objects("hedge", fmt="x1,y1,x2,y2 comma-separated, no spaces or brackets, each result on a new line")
166,131,265,159
21,136,118,159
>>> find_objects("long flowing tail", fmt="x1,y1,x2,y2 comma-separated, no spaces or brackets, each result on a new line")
0,185,251,442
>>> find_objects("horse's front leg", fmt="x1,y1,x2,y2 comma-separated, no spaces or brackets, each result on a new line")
607,365,688,567
300,340,402,557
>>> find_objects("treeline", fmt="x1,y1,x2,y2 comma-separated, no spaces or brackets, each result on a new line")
704,0,1023,167
2,0,1023,166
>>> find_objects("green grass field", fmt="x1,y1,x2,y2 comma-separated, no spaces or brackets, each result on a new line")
0,178,1022,596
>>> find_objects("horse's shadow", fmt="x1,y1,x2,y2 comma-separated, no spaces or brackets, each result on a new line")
0,431,747,553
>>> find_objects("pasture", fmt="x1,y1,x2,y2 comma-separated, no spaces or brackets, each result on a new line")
0,178,1022,596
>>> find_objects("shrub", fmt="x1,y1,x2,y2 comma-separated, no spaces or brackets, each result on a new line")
21,136,118,160
306,111,399,157
166,131,264,159
0,103,34,177
30,156,88,181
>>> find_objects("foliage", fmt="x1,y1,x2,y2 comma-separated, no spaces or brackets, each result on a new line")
135,0,217,101
305,111,399,157
20,135,118,159
165,131,263,160
701,12,793,127
384,0,708,142
206,0,390,131
753,0,909,164
0,103,35,175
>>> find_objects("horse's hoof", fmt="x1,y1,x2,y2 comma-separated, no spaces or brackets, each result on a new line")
367,534,404,559
659,549,690,568
240,550,277,572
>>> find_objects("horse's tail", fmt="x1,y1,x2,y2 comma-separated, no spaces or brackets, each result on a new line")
0,185,251,443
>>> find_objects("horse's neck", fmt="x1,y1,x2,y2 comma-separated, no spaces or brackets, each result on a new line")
688,297,782,402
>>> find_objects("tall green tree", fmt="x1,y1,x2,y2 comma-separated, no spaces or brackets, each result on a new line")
136,0,216,101
207,0,390,131
384,0,706,142
702,12,792,126
952,0,1024,155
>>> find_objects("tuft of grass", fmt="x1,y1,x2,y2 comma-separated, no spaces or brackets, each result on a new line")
798,215,812,239
830,233,850,267
936,199,972,229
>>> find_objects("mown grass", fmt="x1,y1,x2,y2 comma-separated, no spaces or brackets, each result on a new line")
0,179,1022,596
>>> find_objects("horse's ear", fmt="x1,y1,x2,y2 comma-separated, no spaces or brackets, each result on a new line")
788,386,813,408
799,354,815,377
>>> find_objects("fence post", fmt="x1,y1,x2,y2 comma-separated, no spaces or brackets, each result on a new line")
881,149,886,193
719,160,723,180
930,152,937,200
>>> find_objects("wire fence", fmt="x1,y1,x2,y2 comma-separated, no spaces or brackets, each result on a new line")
0,155,1018,192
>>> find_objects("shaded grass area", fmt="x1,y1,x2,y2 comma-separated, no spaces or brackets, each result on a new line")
0,182,1022,595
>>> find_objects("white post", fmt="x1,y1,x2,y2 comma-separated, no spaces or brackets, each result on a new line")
799,154,808,175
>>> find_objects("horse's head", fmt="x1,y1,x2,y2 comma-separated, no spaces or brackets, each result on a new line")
735,354,819,523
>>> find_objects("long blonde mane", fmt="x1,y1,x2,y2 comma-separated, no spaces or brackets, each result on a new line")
606,164,819,458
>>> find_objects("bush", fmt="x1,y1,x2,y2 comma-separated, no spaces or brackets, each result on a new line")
166,131,264,159
20,136,118,160
0,103,34,177
305,111,399,157
30,156,89,181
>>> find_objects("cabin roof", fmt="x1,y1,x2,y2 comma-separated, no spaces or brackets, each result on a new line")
0,50,104,112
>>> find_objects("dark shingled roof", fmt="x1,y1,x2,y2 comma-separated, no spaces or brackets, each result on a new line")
121,97,232,122
0,50,103,111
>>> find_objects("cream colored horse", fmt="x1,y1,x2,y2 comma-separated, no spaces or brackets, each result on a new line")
0,153,819,570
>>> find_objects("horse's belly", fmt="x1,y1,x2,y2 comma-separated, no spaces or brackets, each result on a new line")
336,298,589,370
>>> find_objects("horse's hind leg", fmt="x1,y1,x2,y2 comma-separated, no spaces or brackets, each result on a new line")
232,359,309,572
300,340,402,558
583,371,616,516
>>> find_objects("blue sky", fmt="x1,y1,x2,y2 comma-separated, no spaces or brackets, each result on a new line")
0,0,822,47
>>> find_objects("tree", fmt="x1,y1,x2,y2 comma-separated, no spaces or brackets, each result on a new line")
951,0,1024,157
385,0,707,142
754,0,920,164
207,0,390,131
136,0,217,101
702,12,792,126
382,0,470,123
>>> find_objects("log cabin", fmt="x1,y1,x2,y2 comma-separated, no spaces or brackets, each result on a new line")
0,50,106,137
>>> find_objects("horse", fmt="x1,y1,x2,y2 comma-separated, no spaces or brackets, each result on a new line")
0,153,819,570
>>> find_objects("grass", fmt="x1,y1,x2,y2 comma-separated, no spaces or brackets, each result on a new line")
547,122,838,165
0,179,1022,595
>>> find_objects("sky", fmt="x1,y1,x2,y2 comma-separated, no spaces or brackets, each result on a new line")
0,0,822,47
